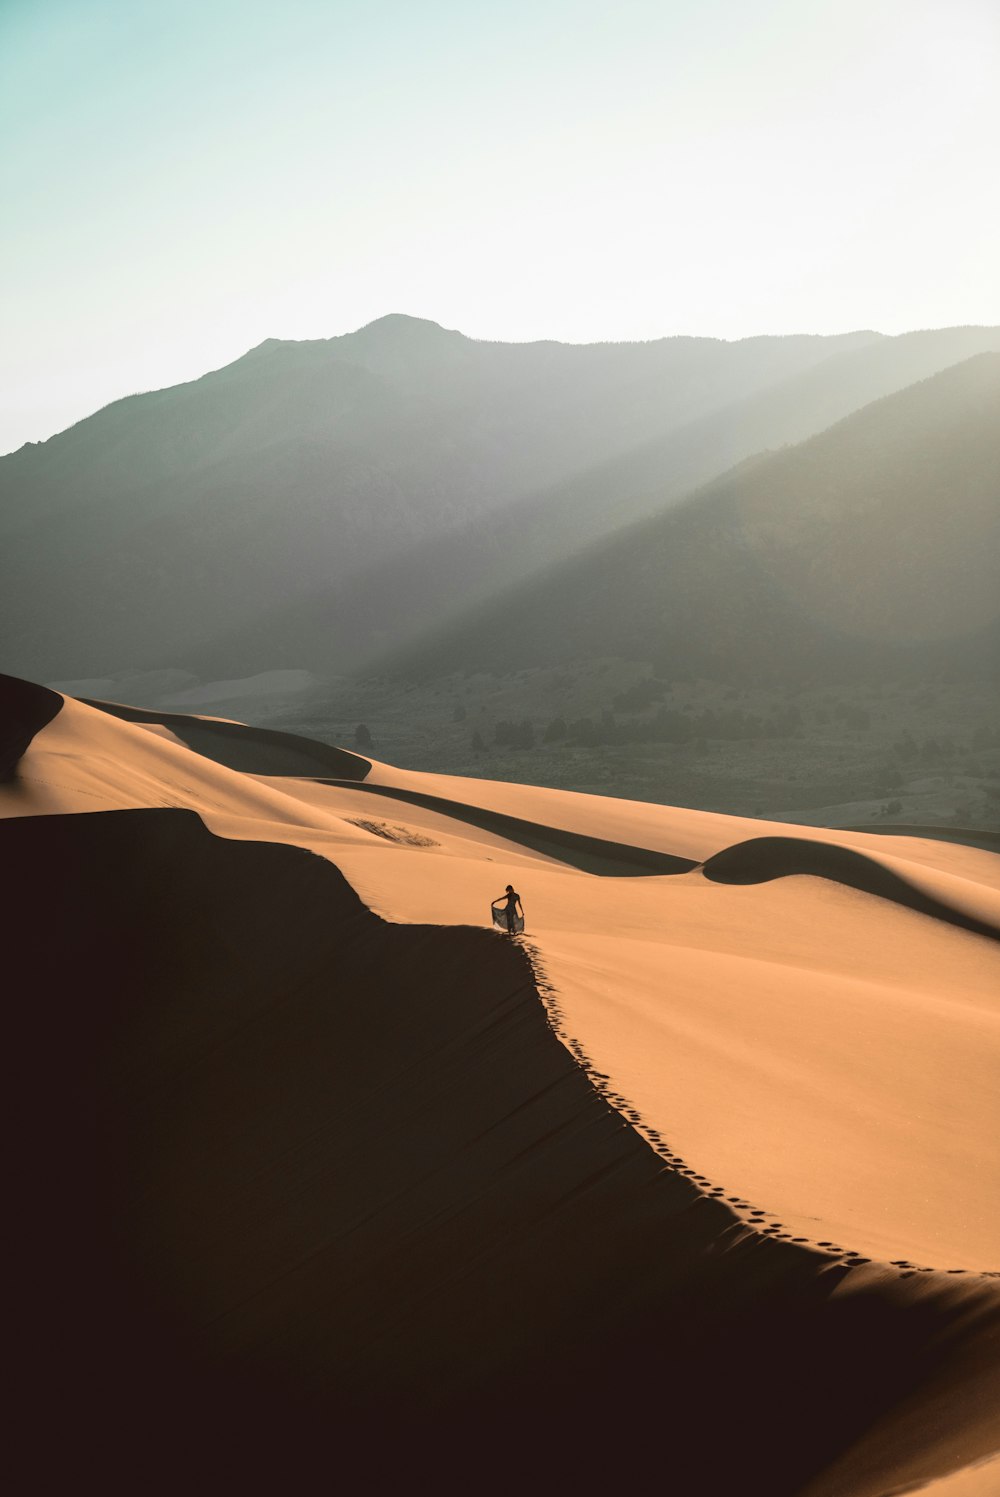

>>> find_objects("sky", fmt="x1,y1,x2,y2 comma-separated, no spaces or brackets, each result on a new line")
1,0,998,453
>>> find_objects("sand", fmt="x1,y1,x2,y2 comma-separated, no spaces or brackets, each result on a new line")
3,672,998,1495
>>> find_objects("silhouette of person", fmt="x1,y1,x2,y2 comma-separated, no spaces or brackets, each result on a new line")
492,884,524,934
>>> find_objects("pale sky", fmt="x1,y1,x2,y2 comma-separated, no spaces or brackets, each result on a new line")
2,0,998,454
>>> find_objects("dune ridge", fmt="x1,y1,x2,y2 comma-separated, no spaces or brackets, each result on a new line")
3,677,999,1492
7,805,1000,1495
6,682,999,1265
0,674,62,777
702,836,1000,946
82,693,372,778
312,774,698,874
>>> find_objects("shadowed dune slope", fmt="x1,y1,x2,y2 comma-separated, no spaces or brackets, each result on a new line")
0,671,62,778
313,775,697,874
7,684,1000,1275
703,837,1000,945
83,695,371,778
8,806,1000,1495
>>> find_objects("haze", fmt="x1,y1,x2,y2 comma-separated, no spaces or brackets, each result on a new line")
2,0,998,454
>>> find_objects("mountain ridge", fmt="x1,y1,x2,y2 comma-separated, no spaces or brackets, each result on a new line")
181,331,1000,678
0,316,886,468
377,352,1000,685
2,319,997,683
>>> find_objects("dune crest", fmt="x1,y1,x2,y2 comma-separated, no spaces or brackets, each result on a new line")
702,835,1000,945
4,679,999,1493
0,672,62,778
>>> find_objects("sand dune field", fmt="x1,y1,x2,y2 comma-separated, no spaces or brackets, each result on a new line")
3,673,998,1495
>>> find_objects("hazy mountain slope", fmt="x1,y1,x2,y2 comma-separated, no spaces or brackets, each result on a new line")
184,324,1000,676
382,354,1000,685
1,316,874,680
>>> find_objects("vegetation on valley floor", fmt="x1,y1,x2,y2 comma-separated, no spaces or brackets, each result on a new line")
274,663,1000,830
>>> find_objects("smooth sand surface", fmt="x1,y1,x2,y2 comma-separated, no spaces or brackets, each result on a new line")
897,1455,1000,1496
4,676,998,1495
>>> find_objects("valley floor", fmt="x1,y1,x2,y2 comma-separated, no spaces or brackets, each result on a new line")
279,665,1000,833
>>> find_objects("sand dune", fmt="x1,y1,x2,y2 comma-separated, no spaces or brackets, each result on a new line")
702,836,1000,945
0,674,61,777
903,1455,1000,1497
3,673,998,1494
83,693,371,777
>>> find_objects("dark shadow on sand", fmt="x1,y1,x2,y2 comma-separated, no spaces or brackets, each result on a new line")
6,806,999,1494
313,776,697,875
0,673,64,779
83,696,371,779
703,836,1000,945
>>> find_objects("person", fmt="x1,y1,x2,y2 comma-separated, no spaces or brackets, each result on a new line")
492,883,524,934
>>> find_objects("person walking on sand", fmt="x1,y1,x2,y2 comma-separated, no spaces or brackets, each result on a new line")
492,884,524,935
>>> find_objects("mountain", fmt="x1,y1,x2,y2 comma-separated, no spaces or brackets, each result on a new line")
3,316,995,683
193,324,1000,676
1,314,876,680
381,354,1000,685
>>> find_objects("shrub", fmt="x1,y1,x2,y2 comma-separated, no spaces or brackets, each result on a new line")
495,719,534,749
613,678,667,712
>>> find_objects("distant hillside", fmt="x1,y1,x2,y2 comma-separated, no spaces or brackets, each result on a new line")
198,324,1000,676
5,318,998,683
382,354,1000,685
2,315,882,680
